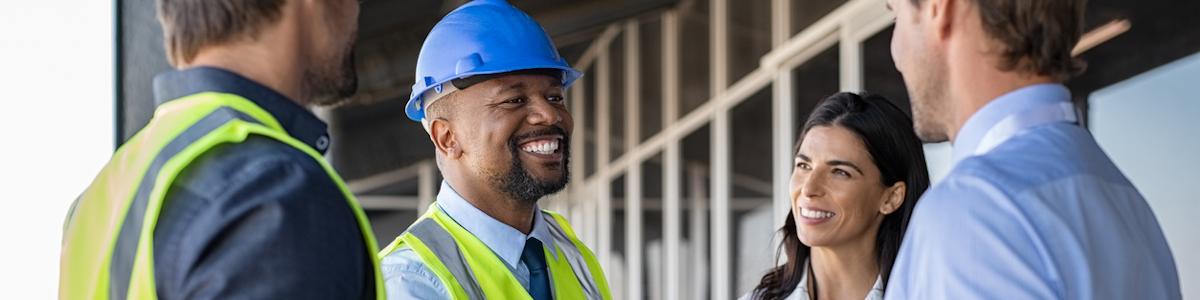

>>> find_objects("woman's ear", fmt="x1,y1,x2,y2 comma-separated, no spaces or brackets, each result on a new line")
429,118,462,159
879,181,907,215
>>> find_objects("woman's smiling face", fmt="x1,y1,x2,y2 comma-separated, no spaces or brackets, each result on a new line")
791,125,904,248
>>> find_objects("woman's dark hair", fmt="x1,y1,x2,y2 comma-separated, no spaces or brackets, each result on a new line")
750,92,930,299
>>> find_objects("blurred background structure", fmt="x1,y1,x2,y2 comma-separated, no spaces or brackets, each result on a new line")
104,0,1200,298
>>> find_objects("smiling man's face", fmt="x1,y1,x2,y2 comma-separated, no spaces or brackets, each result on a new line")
449,72,572,204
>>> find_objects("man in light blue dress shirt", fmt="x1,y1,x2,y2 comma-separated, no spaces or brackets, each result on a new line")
382,181,563,298
885,0,1181,298
377,2,612,299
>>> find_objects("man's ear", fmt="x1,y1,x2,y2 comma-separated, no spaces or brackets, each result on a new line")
879,181,907,215
927,0,957,41
429,118,462,160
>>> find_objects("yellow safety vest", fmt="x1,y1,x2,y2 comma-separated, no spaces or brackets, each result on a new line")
380,206,612,300
60,92,385,299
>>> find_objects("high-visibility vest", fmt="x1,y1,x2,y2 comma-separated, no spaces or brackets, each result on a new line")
380,206,612,300
60,92,385,299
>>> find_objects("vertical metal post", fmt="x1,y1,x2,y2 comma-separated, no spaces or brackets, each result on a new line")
771,0,796,231
570,62,591,247
839,21,863,92
583,184,598,248
622,20,643,300
710,0,731,297
596,42,614,276
688,164,710,299
771,72,795,230
113,0,124,149
711,0,730,94
661,9,683,300
771,0,791,47
711,112,731,300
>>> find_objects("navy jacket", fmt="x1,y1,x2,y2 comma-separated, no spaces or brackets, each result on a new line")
148,67,373,299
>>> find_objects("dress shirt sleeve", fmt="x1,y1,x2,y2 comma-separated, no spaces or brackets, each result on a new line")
885,173,1058,300
380,247,451,299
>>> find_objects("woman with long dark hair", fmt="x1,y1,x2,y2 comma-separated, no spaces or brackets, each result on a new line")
743,92,930,300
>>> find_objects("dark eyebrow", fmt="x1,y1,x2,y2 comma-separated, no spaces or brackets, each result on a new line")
885,2,893,11
796,154,864,175
503,82,526,92
828,160,865,176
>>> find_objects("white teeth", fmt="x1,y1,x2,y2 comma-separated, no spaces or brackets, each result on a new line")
521,139,559,155
800,207,834,219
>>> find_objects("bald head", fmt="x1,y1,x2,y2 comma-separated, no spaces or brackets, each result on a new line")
424,91,458,125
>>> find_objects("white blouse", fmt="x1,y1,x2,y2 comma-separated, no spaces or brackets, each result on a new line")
739,259,884,300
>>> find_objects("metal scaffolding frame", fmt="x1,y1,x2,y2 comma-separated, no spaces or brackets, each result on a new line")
562,0,895,298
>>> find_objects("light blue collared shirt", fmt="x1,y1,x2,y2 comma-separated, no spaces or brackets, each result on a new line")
381,181,560,299
885,84,1181,299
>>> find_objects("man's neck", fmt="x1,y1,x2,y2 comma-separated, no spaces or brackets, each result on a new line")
182,37,306,105
445,176,537,234
809,231,880,300
945,67,1055,143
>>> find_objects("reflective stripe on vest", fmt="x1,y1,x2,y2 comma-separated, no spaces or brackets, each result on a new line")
61,92,385,299
380,207,612,300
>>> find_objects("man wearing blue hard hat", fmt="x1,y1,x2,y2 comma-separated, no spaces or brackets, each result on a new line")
377,1,612,299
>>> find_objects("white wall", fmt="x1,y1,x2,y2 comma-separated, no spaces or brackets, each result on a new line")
0,2,114,297
1090,51,1200,298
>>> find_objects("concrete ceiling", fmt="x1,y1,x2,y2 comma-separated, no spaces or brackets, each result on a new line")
117,0,1200,192
328,0,677,181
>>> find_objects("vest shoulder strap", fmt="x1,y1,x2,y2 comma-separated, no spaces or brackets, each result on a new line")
65,92,384,300
386,206,612,300
538,210,611,300
403,218,487,300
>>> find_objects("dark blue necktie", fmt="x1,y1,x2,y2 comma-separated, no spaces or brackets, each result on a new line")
520,238,552,300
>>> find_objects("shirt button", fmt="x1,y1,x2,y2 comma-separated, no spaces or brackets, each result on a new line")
316,136,330,151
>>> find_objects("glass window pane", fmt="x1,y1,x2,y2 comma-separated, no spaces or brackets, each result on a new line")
641,153,663,300
609,173,627,298
640,17,664,143
584,67,598,178
863,25,910,115
790,0,848,36
680,0,711,117
680,124,711,299
791,44,840,140
729,85,774,296
609,32,626,162
1091,52,1200,297
728,0,772,84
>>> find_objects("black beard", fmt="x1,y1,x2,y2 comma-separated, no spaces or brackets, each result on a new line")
494,126,571,205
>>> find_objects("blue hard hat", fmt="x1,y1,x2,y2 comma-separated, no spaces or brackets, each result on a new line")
405,0,583,121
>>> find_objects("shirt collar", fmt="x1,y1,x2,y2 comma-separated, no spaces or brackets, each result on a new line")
152,66,332,154
951,83,1072,163
434,181,560,268
794,258,884,300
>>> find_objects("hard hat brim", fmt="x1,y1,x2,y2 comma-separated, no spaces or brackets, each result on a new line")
405,65,582,121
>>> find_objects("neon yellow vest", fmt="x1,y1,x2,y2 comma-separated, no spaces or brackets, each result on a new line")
60,92,385,299
380,206,612,300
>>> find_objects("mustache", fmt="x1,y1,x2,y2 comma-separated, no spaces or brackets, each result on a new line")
511,126,569,143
